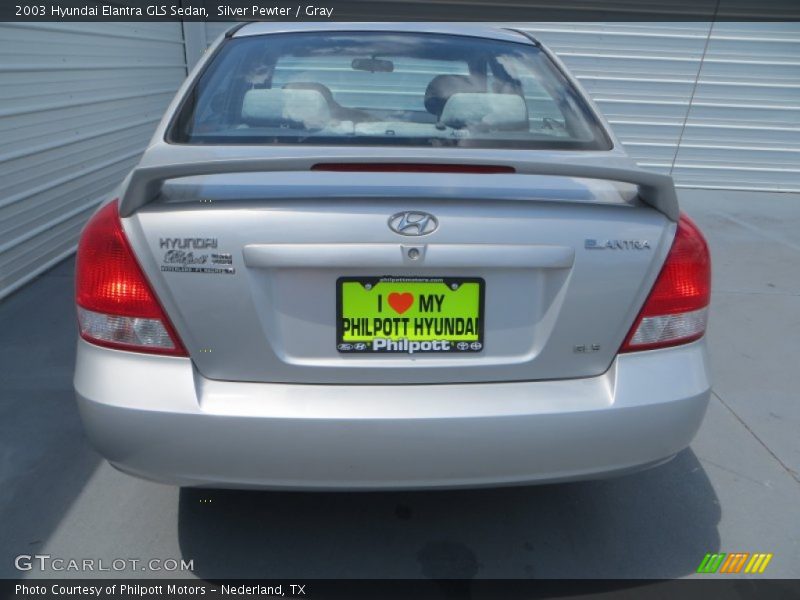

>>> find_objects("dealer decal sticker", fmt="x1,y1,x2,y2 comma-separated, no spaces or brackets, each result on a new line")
158,237,235,275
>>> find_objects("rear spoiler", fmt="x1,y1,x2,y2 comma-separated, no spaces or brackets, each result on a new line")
118,158,679,221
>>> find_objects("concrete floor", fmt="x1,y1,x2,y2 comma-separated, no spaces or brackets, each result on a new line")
1,189,798,579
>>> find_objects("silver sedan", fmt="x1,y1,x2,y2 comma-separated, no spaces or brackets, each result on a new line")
73,23,711,489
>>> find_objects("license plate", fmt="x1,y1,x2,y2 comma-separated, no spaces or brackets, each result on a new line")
337,277,484,354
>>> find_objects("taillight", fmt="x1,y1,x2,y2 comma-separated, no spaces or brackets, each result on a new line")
75,200,187,356
620,213,711,352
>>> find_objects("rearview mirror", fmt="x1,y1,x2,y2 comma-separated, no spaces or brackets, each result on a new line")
351,58,394,73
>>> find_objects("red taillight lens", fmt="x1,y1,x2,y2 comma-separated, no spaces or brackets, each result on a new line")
75,200,187,356
620,213,711,352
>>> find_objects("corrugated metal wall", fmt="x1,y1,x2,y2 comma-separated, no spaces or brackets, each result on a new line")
0,23,188,298
1,21,798,298
520,22,800,191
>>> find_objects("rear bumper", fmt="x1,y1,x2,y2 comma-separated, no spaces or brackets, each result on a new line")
74,339,711,489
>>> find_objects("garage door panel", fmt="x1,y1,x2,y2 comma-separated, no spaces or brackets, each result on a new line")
522,22,800,191
0,23,187,298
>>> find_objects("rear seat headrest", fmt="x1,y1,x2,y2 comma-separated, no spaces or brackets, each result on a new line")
241,88,331,128
283,81,336,104
439,93,529,131
424,75,483,117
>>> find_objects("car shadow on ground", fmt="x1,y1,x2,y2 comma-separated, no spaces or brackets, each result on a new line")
177,448,719,580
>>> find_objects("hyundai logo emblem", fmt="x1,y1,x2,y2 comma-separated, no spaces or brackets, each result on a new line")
388,211,438,236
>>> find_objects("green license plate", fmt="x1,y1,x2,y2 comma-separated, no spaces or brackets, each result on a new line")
337,277,484,354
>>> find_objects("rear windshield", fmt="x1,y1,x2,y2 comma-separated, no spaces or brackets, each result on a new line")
169,31,612,150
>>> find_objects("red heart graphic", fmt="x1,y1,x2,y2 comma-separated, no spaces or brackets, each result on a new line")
387,292,414,315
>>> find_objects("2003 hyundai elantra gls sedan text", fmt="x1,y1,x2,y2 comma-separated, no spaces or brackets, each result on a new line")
73,23,712,489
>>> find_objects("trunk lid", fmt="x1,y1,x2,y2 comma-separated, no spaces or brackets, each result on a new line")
123,171,674,384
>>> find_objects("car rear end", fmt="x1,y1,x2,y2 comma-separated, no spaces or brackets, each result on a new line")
73,24,711,489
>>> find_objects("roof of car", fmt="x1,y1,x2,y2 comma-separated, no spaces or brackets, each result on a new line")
233,22,536,45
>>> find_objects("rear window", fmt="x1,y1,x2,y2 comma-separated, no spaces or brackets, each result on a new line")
169,32,612,150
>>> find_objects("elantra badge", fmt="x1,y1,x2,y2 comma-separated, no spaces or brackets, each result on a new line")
585,239,651,250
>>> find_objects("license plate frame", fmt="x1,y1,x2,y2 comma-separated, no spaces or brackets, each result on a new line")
336,276,485,354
